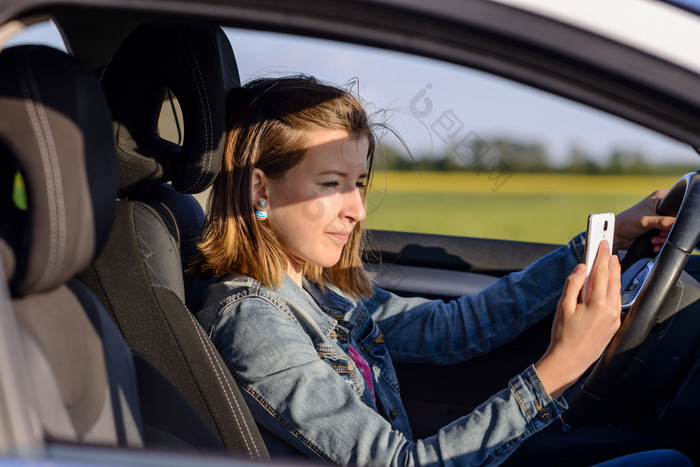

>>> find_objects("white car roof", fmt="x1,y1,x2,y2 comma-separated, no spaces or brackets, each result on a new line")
494,0,700,75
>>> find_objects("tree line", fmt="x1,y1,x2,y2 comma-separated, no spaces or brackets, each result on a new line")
377,138,699,175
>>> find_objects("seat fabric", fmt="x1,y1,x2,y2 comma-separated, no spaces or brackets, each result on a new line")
77,20,269,460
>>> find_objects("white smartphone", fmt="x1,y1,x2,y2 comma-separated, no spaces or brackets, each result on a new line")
583,213,615,298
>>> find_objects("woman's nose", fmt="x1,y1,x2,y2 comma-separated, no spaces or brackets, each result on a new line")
342,187,366,223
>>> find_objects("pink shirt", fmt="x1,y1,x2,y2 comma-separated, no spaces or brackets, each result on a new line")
348,344,375,402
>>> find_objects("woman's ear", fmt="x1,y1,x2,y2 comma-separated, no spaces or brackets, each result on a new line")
251,168,269,207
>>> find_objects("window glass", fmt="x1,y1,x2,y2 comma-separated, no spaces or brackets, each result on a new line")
224,28,698,244
1,19,66,52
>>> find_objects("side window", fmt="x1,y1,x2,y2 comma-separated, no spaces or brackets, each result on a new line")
225,28,697,244
1,19,67,52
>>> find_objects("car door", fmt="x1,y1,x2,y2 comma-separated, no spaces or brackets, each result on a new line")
220,20,700,441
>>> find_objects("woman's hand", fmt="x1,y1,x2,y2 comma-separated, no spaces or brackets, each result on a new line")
614,190,675,253
534,241,622,399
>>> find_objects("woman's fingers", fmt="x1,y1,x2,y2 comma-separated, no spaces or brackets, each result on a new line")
588,242,622,333
607,253,622,304
650,224,676,253
613,190,674,251
586,240,611,303
640,215,675,232
561,263,586,310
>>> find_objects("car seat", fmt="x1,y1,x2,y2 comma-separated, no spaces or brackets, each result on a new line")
76,21,269,460
0,44,143,448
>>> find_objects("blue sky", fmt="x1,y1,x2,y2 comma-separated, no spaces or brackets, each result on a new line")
8,20,699,166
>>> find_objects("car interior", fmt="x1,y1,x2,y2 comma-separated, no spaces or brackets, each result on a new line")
2,2,700,466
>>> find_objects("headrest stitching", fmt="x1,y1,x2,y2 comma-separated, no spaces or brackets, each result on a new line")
179,30,213,193
19,55,66,293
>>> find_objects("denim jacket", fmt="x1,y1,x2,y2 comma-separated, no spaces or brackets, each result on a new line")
196,233,585,466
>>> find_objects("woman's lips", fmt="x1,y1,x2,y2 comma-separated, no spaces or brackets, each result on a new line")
328,231,350,243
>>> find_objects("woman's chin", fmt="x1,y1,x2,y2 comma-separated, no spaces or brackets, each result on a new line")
310,255,343,269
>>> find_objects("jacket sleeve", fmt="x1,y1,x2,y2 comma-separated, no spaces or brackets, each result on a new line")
363,233,585,363
210,294,567,466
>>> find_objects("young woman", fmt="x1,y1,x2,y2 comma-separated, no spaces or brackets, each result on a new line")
192,76,685,465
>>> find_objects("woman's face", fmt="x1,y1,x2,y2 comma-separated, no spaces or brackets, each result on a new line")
263,129,368,272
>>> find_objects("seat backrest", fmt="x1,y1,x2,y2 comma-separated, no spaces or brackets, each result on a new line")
0,45,142,447
77,21,269,460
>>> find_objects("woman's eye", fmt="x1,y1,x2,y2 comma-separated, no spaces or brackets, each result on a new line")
320,180,366,189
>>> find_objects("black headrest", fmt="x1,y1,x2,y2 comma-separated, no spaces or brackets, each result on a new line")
0,46,118,296
100,21,238,195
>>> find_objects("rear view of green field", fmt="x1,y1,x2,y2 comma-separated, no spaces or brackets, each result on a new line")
365,172,680,245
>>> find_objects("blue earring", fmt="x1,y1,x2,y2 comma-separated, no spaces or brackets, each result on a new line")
255,200,268,220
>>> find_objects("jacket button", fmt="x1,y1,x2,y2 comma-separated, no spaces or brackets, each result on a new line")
390,408,399,420
536,408,553,423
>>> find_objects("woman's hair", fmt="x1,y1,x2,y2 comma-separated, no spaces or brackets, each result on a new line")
190,75,375,297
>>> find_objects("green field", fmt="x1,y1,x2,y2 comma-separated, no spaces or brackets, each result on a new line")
365,172,680,245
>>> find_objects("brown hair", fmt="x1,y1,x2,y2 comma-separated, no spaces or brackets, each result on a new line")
191,75,375,297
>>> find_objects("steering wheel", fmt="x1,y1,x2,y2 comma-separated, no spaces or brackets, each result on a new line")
561,171,700,430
